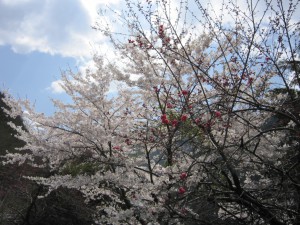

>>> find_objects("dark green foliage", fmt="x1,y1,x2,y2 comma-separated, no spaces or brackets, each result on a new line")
62,161,99,177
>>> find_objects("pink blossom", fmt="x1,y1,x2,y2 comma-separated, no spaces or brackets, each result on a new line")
113,146,121,150
172,119,178,127
161,114,167,120
161,114,170,124
180,172,187,180
178,187,186,194
181,114,188,122
166,103,173,108
215,111,222,118
248,77,254,85
181,90,189,95
159,25,164,38
162,118,169,124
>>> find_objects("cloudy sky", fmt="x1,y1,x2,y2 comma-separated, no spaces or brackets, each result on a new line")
1,0,298,115
0,0,218,116
0,0,120,114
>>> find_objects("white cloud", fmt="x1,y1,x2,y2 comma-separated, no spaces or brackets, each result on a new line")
48,80,65,94
0,0,119,59
79,0,119,22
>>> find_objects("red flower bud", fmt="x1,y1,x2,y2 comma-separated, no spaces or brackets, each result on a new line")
162,119,170,124
195,118,201,124
215,111,222,118
166,103,173,108
180,172,187,180
161,114,167,120
181,114,188,122
178,187,186,194
172,119,178,127
181,90,189,95
247,77,254,85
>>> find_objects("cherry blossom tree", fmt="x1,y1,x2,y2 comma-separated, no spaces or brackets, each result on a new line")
2,0,300,224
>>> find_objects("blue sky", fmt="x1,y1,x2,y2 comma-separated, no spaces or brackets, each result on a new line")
1,0,298,115
0,0,119,115
0,45,76,114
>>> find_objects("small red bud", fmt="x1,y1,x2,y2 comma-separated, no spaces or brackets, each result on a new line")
172,119,178,127
167,103,173,108
181,90,189,95
162,119,169,124
215,111,222,118
161,114,167,120
180,172,187,180
178,187,186,194
181,114,188,122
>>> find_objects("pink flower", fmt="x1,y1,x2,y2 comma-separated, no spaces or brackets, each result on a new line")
215,111,222,118
181,114,188,122
247,77,254,85
161,114,167,120
161,114,170,124
195,118,201,124
181,90,189,95
113,146,121,150
180,172,187,180
178,187,186,194
166,103,173,108
159,25,164,38
172,119,178,127
164,37,171,43
162,119,170,124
